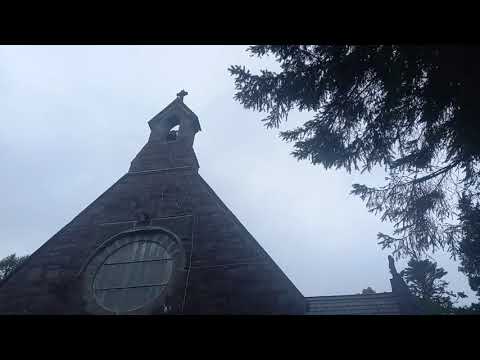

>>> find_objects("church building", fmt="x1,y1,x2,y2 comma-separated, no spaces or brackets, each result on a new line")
0,92,418,315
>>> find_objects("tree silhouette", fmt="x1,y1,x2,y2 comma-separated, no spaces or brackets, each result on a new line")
400,258,466,313
400,257,466,312
458,196,480,296
229,45,480,294
0,253,29,282
361,287,376,294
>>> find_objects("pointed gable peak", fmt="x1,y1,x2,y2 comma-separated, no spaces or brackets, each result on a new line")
148,91,201,135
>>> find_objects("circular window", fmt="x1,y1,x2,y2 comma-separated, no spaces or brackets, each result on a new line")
82,229,186,315
94,240,174,313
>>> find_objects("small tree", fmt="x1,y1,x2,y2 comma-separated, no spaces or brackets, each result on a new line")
0,253,29,281
361,287,376,294
400,257,466,312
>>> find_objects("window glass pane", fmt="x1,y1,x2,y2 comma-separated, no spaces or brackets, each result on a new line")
93,240,174,313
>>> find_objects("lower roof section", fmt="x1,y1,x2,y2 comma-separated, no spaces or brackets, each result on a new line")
305,292,402,315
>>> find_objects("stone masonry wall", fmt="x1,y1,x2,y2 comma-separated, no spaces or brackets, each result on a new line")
0,168,304,314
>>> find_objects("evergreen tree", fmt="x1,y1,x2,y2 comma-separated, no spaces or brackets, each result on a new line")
0,253,29,282
361,287,376,294
400,257,466,313
458,196,480,296
229,45,480,293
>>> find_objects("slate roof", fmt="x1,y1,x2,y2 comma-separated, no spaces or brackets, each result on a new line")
305,292,402,315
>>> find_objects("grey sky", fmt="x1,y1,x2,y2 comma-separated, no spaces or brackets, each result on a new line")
0,45,475,305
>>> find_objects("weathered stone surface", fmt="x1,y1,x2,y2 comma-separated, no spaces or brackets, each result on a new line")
0,97,304,315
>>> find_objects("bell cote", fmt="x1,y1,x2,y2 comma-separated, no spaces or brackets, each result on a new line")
129,91,201,173
147,90,201,144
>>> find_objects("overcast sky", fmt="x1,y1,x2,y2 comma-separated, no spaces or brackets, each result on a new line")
0,45,475,305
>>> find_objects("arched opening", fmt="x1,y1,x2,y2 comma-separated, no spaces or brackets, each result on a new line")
167,124,180,142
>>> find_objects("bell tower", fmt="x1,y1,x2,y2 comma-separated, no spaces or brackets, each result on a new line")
129,90,201,173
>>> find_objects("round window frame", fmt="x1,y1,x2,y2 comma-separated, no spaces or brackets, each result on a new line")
80,227,186,315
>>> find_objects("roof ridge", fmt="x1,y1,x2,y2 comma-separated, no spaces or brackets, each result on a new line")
156,97,198,119
306,292,395,299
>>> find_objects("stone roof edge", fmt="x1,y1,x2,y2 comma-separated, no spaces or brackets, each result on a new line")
196,173,305,301
148,98,201,132
0,173,130,289
306,292,397,300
